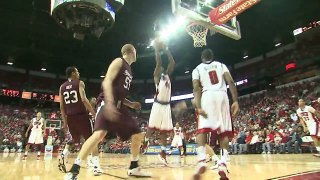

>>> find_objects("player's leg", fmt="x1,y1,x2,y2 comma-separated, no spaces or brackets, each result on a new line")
61,130,74,163
158,131,169,165
23,144,31,160
311,137,320,157
64,130,107,180
193,132,208,180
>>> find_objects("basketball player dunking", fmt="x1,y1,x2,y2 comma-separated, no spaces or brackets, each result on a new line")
59,67,102,175
296,99,320,157
64,44,150,180
192,49,239,180
144,40,175,166
23,112,45,160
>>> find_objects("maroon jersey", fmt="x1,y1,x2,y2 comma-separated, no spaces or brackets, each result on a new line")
60,79,87,115
97,58,133,105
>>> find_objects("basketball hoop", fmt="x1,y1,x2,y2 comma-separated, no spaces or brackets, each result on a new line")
186,22,208,47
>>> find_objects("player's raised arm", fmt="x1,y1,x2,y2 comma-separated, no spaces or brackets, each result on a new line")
59,86,68,130
164,47,175,76
223,66,239,116
102,58,123,104
153,45,162,85
79,81,96,117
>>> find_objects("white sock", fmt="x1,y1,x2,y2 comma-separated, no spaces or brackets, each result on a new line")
37,151,40,156
74,158,82,166
24,151,28,156
316,147,320,153
197,146,206,162
213,154,220,162
92,156,100,167
62,149,69,157
220,149,228,164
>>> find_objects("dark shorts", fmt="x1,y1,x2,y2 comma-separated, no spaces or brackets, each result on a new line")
67,113,93,144
94,104,141,141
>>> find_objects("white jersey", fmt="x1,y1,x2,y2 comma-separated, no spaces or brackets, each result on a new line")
174,127,182,136
31,118,44,132
155,74,171,102
192,61,229,92
296,105,317,122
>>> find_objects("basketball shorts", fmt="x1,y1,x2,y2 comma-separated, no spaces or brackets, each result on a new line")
171,135,183,147
94,101,141,141
197,91,233,139
67,113,93,143
306,120,320,138
148,103,173,132
28,131,44,144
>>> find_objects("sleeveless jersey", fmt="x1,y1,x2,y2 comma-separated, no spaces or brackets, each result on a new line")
97,58,133,105
174,127,182,136
192,61,229,92
31,118,44,132
155,74,171,103
296,105,318,122
60,79,87,116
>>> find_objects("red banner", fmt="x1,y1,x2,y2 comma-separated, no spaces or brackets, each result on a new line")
209,0,261,25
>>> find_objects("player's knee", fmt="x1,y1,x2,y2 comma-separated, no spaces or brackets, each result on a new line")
92,130,107,142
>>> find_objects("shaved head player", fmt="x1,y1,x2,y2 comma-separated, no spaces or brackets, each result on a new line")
64,44,151,180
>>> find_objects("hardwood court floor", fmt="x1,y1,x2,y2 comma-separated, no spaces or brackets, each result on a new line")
0,153,319,180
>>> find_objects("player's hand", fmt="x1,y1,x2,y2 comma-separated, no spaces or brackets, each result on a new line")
197,108,208,118
104,103,121,122
130,102,141,110
231,101,240,116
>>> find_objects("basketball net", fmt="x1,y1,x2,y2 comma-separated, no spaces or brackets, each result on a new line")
186,23,208,47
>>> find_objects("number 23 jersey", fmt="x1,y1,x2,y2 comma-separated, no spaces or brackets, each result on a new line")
192,61,229,92
60,79,87,116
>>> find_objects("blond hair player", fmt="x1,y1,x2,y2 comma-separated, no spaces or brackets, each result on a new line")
296,99,320,157
23,112,46,160
192,49,239,180
144,39,175,166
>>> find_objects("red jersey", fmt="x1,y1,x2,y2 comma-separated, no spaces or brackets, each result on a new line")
97,58,133,105
60,79,87,116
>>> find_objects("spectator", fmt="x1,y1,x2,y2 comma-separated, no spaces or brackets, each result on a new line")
262,130,274,154
273,132,282,154
248,131,259,154
287,128,302,153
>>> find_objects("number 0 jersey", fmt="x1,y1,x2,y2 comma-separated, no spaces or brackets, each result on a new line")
192,61,229,92
60,79,87,116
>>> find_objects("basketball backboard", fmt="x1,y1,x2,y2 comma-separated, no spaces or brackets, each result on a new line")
172,0,241,40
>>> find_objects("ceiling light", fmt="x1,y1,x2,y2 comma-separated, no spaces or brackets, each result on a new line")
7,62,13,65
41,68,46,71
100,75,105,78
185,70,190,74
243,55,248,59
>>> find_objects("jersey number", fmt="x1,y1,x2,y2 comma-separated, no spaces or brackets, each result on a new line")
208,70,219,85
63,90,78,104
124,76,132,90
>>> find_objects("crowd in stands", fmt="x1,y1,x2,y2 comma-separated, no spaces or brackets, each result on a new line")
0,77,319,155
